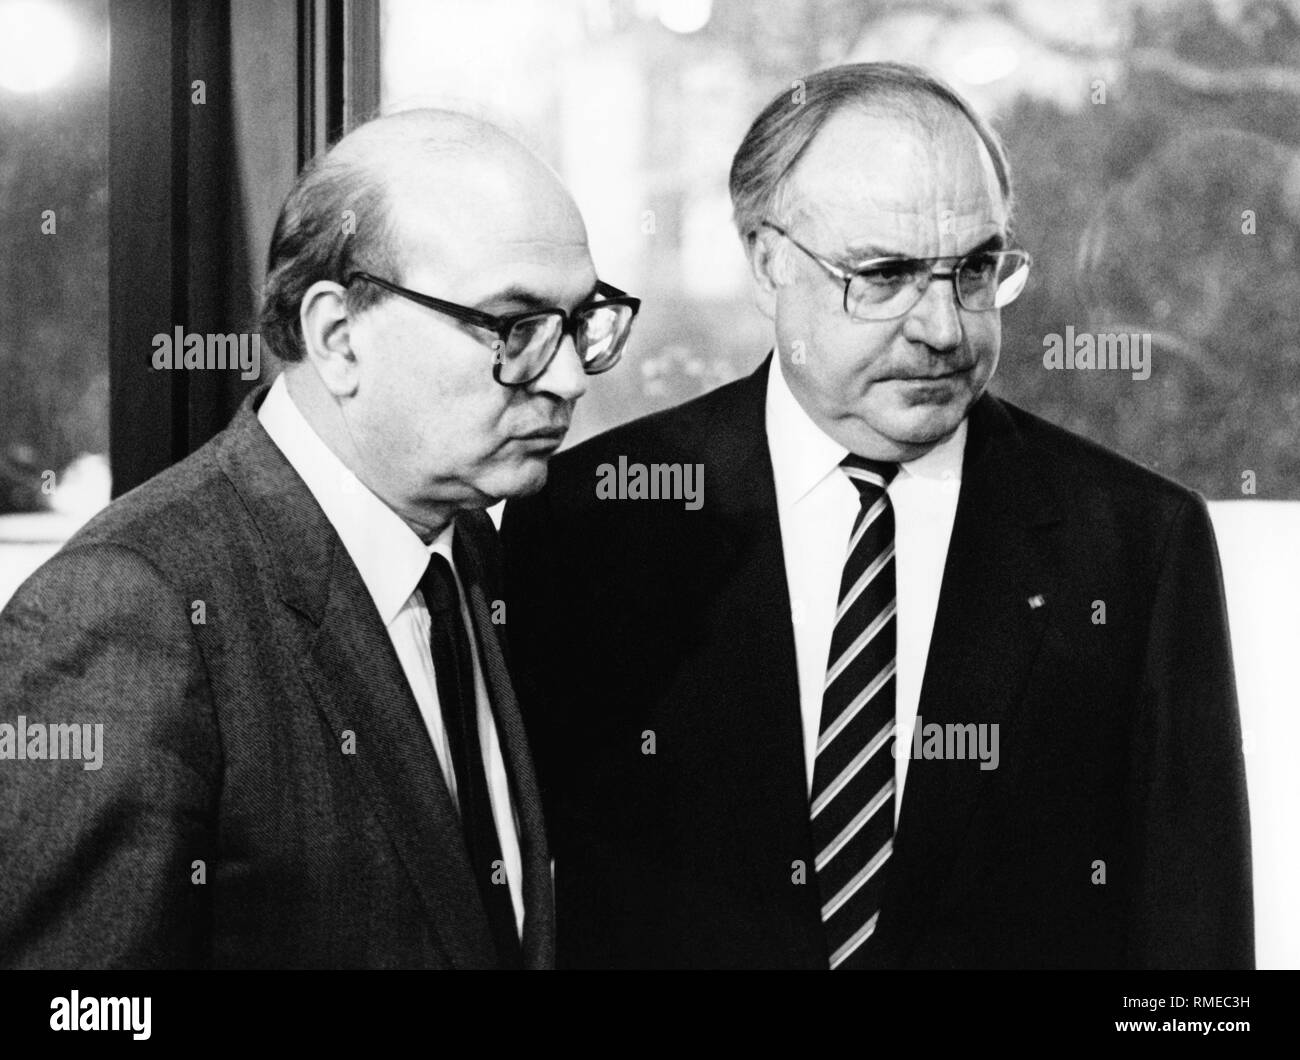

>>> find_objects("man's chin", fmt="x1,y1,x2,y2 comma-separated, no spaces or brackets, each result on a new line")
886,379,982,436
484,457,552,502
873,401,971,451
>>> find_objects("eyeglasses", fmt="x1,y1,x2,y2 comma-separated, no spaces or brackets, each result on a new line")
761,222,1031,321
346,271,641,386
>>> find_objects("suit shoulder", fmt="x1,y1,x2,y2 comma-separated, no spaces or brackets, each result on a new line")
504,378,747,535
996,398,1203,513
565,373,754,464
2,540,189,627
61,432,241,568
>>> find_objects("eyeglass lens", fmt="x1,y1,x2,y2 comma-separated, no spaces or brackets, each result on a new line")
496,302,636,384
846,251,1028,319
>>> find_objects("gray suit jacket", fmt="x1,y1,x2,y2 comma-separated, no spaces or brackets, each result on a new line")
0,387,554,969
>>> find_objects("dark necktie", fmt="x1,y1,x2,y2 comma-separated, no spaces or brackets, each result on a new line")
419,553,522,968
810,454,899,969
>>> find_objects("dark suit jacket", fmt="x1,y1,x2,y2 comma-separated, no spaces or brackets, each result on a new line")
501,356,1253,969
0,387,554,969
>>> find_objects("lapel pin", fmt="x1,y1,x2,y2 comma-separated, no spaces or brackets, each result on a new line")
1027,594,1045,609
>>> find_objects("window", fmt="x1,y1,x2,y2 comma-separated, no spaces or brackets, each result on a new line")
0,0,109,603
381,0,1300,501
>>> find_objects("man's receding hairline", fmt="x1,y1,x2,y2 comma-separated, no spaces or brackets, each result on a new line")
260,107,562,363
729,63,1015,250
324,109,574,281
337,130,489,198
775,97,1009,225
334,108,513,153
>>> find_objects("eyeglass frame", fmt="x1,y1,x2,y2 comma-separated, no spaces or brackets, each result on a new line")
759,221,1031,320
345,271,642,386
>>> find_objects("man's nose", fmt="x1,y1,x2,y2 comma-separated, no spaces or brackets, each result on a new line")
903,272,964,352
530,332,588,401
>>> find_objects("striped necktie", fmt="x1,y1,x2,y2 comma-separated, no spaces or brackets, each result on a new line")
811,454,899,969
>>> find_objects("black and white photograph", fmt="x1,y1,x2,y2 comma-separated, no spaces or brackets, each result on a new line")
0,0,1295,1042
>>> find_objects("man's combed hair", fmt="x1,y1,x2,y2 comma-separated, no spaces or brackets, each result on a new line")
259,152,401,363
728,62,1014,247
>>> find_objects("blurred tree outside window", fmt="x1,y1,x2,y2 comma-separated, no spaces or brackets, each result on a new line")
382,0,1300,499
0,0,110,535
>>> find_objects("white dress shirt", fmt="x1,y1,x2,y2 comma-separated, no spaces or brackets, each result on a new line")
258,375,524,935
765,354,965,823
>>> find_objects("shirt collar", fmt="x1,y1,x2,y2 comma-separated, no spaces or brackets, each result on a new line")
764,352,966,508
258,374,454,625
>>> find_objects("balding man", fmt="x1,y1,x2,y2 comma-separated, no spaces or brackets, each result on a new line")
502,64,1253,969
0,110,640,968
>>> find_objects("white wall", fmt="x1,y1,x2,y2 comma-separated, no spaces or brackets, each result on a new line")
1208,500,1300,969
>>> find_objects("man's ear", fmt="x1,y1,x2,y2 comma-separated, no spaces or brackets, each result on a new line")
299,280,360,397
744,227,791,321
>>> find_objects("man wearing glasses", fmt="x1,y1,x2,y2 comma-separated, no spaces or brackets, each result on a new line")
502,63,1253,969
0,109,638,968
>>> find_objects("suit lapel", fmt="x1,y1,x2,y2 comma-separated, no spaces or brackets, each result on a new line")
693,359,828,962
453,513,556,970
216,391,497,968
303,556,498,968
878,393,1064,963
